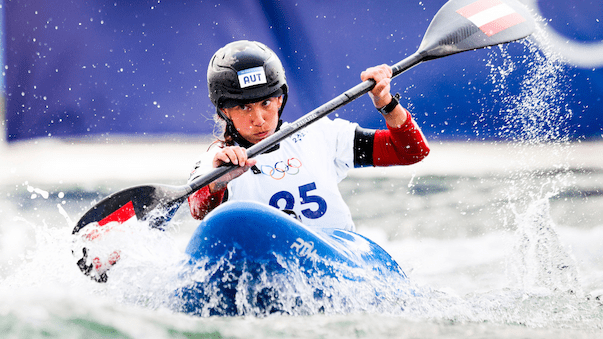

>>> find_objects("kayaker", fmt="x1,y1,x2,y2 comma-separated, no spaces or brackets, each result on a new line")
187,40,430,231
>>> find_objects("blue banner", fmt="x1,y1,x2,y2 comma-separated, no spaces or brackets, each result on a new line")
3,0,602,142
0,0,5,142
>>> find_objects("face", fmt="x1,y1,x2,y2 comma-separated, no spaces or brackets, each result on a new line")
222,96,283,144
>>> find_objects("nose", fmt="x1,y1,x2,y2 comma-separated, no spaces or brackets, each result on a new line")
249,106,265,126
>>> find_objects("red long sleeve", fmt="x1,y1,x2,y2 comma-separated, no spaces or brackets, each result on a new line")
187,185,226,220
373,110,430,166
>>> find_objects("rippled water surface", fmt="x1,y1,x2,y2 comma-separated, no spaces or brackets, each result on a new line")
1,139,602,338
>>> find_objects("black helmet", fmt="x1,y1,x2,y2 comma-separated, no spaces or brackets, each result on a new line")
208,40,288,116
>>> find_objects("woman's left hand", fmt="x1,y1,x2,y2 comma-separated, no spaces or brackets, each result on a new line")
361,64,393,109
361,64,408,128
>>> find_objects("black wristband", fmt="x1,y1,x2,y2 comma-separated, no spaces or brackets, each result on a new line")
377,93,401,116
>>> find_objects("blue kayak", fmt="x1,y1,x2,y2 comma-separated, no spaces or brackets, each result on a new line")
173,201,409,316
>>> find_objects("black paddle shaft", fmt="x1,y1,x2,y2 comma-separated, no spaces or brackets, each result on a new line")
186,51,424,197
74,0,535,234
188,0,537,196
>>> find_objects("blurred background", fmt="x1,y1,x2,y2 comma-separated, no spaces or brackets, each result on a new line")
1,0,602,144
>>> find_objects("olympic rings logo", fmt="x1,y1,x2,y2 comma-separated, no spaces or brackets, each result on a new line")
260,158,302,180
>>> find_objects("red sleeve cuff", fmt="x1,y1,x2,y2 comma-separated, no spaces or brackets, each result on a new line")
187,185,226,220
373,109,430,166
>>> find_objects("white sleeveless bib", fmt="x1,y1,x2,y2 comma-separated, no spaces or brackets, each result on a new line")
226,118,357,231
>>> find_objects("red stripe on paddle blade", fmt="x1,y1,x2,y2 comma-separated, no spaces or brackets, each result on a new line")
98,200,136,226
479,12,526,37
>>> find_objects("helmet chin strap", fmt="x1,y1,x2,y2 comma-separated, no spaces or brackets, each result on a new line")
223,118,283,151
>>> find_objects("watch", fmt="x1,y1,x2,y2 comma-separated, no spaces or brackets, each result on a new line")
377,93,401,116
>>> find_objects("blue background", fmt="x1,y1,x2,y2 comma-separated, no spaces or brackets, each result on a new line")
2,0,602,142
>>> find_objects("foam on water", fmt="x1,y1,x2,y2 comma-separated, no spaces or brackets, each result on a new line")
4,168,603,338
2,178,603,337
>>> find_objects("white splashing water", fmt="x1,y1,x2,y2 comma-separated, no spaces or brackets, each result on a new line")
488,19,573,144
485,21,582,298
507,198,580,293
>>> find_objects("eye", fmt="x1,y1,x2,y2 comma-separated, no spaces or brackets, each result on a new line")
262,99,272,106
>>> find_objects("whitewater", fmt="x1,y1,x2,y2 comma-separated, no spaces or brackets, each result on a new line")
1,33,603,338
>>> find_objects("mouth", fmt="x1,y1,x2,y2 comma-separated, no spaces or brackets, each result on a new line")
254,131,270,139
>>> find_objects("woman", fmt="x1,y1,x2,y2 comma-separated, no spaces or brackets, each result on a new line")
188,40,429,231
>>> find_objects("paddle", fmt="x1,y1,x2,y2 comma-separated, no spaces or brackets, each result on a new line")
73,0,535,281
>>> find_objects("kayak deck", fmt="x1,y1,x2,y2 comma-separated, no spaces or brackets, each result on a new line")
173,201,409,316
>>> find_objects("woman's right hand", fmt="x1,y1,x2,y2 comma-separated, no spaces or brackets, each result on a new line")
212,145,255,168
209,146,257,193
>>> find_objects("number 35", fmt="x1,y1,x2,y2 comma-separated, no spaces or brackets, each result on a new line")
269,182,327,219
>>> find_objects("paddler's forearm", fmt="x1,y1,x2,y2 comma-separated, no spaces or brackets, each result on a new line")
383,103,409,128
